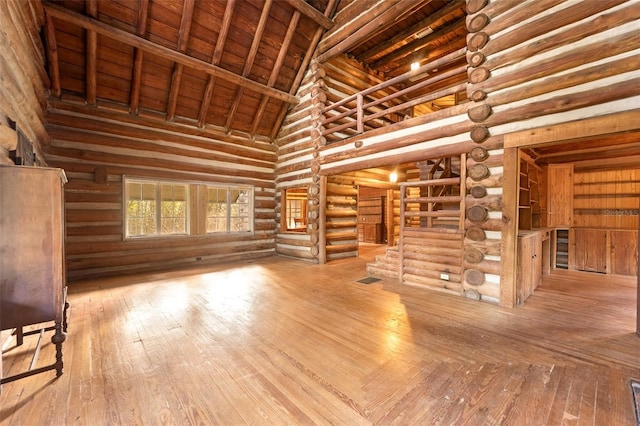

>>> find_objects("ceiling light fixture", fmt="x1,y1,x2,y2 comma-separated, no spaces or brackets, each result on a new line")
415,27,433,39
410,61,420,71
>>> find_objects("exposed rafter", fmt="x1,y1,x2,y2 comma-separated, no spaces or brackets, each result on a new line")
251,10,301,136
225,0,273,130
166,0,195,121
282,0,334,30
85,0,97,105
129,0,149,115
43,13,60,97
316,0,433,64
43,1,299,106
198,0,236,128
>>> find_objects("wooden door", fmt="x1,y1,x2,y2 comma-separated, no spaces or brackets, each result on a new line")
610,230,638,276
547,164,573,227
573,229,607,273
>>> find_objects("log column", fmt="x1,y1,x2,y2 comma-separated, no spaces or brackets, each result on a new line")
308,61,327,263
462,0,503,302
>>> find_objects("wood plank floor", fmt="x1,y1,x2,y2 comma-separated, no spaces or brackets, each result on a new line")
1,245,639,425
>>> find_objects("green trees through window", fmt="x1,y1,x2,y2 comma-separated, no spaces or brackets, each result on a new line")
207,187,251,233
126,180,187,237
125,177,253,238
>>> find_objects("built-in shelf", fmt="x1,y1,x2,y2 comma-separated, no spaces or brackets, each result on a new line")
518,153,543,230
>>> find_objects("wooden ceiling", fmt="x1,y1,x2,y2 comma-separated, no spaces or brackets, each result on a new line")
41,0,468,141
529,129,640,171
39,0,636,166
42,0,334,140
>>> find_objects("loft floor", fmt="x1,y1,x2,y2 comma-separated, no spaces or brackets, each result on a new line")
1,254,638,425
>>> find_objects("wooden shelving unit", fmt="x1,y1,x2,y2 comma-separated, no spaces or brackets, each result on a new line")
554,228,569,269
518,153,543,230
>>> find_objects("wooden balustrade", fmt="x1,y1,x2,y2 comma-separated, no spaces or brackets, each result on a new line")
320,48,468,141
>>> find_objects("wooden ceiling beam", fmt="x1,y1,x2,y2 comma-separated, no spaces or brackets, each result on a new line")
318,0,435,64
198,0,235,127
44,13,60,97
318,0,410,63
534,132,640,164
251,10,301,136
357,0,465,64
225,0,273,130
166,0,195,121
43,1,298,105
282,0,333,30
505,110,640,149
85,0,97,105
319,0,394,55
129,0,149,115
271,0,340,140
371,18,466,71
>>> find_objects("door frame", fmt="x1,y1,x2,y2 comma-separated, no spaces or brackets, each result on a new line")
500,110,640,335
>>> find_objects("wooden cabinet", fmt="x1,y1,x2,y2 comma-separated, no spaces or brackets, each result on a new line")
610,230,638,276
547,164,573,227
572,229,607,273
567,228,637,276
0,165,68,384
517,230,544,305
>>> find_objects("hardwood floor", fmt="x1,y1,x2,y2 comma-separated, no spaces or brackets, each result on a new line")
1,246,639,425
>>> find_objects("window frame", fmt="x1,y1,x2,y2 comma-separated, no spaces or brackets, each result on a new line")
124,177,255,240
123,177,190,240
204,184,254,234
281,187,308,233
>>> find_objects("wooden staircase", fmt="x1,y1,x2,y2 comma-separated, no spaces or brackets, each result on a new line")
365,154,467,291
365,246,399,278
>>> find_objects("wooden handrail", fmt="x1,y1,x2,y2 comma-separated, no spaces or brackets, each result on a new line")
320,46,467,141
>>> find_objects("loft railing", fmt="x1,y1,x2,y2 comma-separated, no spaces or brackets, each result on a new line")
320,47,468,143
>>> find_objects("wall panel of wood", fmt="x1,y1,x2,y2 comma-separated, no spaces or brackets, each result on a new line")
0,1,49,164
573,168,640,229
45,106,277,281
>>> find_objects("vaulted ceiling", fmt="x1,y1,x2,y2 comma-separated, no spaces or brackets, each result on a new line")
41,0,468,141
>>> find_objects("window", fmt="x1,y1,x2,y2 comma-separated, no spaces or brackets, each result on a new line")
125,178,253,239
125,179,188,238
282,187,307,231
206,186,253,233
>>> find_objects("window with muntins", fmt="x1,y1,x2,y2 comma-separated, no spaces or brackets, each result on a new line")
125,179,188,238
125,178,253,238
207,186,252,233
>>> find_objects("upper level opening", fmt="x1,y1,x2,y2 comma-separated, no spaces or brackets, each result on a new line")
317,0,468,144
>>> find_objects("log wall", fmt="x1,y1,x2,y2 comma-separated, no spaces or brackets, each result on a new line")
0,1,49,165
325,177,358,260
45,103,277,281
466,0,640,306
274,68,316,261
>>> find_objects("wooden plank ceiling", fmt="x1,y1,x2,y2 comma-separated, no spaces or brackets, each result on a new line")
41,0,468,141
43,0,334,140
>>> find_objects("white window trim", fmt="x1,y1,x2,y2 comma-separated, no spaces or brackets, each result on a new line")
123,176,190,240
123,177,255,240
204,183,254,234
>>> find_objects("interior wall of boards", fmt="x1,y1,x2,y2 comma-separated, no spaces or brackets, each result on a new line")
518,153,639,278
